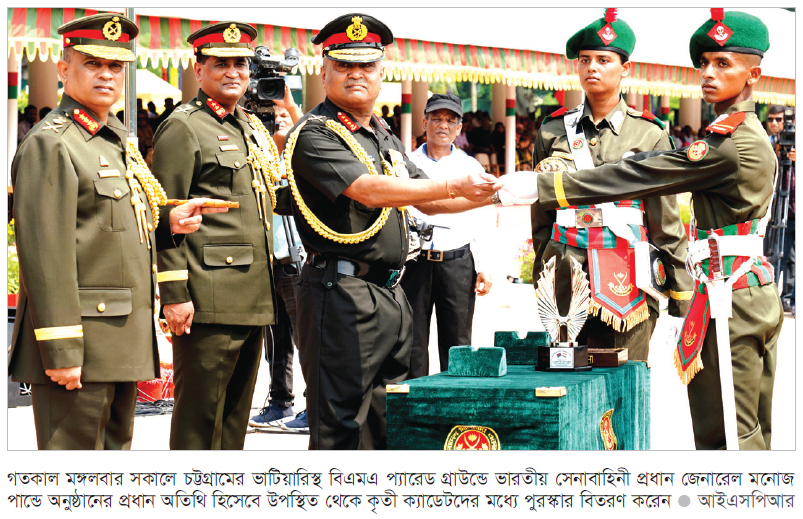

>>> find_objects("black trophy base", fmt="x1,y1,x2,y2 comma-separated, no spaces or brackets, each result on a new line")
535,342,592,372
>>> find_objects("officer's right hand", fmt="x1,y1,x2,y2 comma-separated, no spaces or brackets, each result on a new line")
45,366,82,390
164,302,195,336
451,171,500,201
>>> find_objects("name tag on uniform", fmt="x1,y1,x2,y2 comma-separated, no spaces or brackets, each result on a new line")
98,169,121,178
219,144,239,152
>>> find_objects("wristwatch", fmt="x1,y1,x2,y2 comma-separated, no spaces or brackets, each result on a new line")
491,192,501,205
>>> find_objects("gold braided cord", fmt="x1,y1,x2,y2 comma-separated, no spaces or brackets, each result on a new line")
245,113,282,210
125,141,167,248
284,118,393,244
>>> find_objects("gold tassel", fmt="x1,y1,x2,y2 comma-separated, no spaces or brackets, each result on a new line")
588,299,649,332
674,349,704,385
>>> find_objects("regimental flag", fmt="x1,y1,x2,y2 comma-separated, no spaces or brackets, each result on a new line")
588,248,649,332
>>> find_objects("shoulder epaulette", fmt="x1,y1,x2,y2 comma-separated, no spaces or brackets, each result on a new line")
171,102,201,117
706,112,746,136
628,109,666,129
33,111,73,138
543,106,569,122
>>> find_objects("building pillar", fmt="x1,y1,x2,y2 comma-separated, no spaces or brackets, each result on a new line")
401,78,412,152
8,53,20,182
505,84,516,175
660,95,671,122
679,97,702,132
302,71,325,112
27,57,59,112
181,63,200,104
470,82,477,112
625,93,638,109
491,82,506,124
411,79,429,143
564,89,584,109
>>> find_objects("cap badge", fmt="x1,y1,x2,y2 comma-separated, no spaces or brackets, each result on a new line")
347,16,368,42
102,17,122,41
707,22,733,47
223,24,241,44
597,23,617,45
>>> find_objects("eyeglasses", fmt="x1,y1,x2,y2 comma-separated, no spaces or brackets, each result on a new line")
767,117,784,122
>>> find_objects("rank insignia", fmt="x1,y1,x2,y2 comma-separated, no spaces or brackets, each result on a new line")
73,109,100,135
599,409,618,450
337,112,359,133
708,21,733,47
42,120,64,133
347,16,368,42
687,140,708,162
206,98,228,118
443,425,500,450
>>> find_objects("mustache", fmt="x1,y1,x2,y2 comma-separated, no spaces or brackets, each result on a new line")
344,80,368,88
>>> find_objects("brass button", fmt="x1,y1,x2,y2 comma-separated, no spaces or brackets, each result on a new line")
152,264,158,273
97,302,106,313
196,101,202,106
113,189,122,199
589,137,598,146
234,161,241,168
226,256,233,264
266,223,270,230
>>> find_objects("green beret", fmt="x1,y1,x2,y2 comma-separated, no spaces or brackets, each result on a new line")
566,8,635,61
689,9,769,68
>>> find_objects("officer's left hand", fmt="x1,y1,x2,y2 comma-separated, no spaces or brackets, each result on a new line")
169,198,229,234
45,366,82,390
475,272,493,296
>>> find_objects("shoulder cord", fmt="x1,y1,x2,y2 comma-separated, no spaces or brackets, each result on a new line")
125,141,167,249
245,114,282,220
283,118,394,244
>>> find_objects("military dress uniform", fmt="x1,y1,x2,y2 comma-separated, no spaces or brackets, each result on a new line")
152,22,277,450
531,10,693,360
537,10,781,450
9,15,171,449
284,14,426,449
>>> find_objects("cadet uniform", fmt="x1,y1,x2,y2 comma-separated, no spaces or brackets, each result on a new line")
537,10,781,450
152,22,277,450
531,10,693,360
9,15,170,449
285,14,425,449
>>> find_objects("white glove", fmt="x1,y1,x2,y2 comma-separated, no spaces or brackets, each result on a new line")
499,171,539,200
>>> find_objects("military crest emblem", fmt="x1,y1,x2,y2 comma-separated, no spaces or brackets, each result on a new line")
444,425,500,450
571,138,585,150
687,141,709,162
347,16,368,42
597,23,617,45
599,409,618,450
102,16,122,41
708,22,733,46
223,24,241,44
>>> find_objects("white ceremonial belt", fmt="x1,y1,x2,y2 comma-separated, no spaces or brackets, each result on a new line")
687,234,764,266
555,206,643,228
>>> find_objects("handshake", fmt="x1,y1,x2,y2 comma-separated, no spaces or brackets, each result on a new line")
455,170,539,206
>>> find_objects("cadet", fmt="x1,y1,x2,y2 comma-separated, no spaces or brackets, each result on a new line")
9,13,221,450
530,8,693,360
505,9,782,450
152,22,279,450
285,13,498,449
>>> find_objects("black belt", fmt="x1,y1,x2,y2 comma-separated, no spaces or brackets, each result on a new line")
307,254,405,289
420,243,470,262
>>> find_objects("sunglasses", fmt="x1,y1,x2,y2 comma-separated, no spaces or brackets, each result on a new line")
767,117,784,122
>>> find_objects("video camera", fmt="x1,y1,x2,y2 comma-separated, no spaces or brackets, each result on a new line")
242,45,300,132
778,108,795,157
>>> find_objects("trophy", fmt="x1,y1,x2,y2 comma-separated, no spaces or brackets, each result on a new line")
534,256,592,371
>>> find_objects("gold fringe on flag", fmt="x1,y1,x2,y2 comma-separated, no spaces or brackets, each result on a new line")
588,299,649,332
674,348,704,385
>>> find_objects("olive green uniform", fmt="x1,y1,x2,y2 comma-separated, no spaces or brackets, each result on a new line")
10,95,171,449
537,101,783,449
531,97,693,358
288,98,427,449
152,89,276,450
